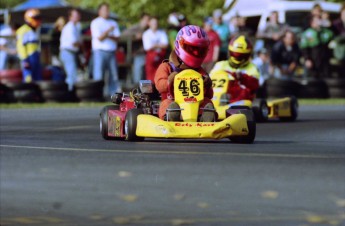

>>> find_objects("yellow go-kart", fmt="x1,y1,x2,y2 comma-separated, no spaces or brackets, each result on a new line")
210,70,298,122
124,69,256,143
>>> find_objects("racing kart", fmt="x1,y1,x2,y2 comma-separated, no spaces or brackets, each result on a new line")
100,69,256,143
210,70,298,122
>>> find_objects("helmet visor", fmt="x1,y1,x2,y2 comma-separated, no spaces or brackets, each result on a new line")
229,51,250,62
179,39,208,58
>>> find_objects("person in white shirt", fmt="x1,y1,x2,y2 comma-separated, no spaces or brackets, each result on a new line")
59,9,82,91
142,17,168,82
0,23,18,70
91,3,121,97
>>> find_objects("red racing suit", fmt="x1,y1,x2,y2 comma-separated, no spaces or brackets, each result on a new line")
210,60,259,103
154,52,213,120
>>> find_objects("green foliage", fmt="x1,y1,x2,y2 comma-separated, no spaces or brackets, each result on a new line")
0,0,24,9
67,0,224,27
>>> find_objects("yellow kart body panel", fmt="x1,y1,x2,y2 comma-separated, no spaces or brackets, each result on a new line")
136,114,249,139
210,69,293,120
131,69,251,140
267,97,292,118
173,69,204,122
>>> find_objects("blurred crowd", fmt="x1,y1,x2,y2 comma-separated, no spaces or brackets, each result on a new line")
0,2,344,97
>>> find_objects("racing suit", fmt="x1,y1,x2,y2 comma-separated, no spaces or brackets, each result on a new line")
210,61,259,103
154,52,214,120
16,24,42,82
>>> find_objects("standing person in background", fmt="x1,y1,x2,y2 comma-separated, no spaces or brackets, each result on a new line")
16,9,42,83
300,16,333,78
0,23,18,70
252,48,271,86
270,30,301,79
212,9,230,61
121,13,150,84
167,12,181,50
332,4,345,36
256,11,289,51
331,4,345,74
91,2,121,97
51,16,66,66
142,17,168,82
202,17,221,73
60,9,82,91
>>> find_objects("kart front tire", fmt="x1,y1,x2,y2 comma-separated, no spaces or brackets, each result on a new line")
252,99,269,122
100,105,121,140
125,109,145,142
229,109,256,144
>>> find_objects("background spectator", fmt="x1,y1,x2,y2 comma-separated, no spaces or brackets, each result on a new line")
202,17,221,73
142,16,168,82
332,4,345,36
320,11,331,28
0,23,18,70
331,4,345,74
256,11,289,51
122,13,150,84
16,9,42,82
167,12,181,50
252,48,271,86
51,16,66,66
271,30,301,79
212,9,230,61
91,2,121,97
300,16,333,78
60,9,82,91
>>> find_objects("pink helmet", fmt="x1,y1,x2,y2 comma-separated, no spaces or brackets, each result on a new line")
174,25,209,68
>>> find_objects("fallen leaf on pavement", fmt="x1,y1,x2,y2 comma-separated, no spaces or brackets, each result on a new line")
261,190,279,199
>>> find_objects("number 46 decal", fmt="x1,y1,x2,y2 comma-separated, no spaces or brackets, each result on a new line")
178,79,200,96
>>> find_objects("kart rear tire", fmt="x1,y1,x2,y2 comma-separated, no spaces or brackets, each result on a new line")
229,109,256,144
252,99,269,122
125,108,145,141
280,96,298,122
100,105,123,140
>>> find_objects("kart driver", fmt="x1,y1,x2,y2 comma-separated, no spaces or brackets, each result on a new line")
154,25,215,122
210,35,259,103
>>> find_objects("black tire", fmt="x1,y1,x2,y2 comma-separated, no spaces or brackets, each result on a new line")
266,78,300,97
328,87,345,98
13,89,43,103
74,80,104,89
0,83,16,103
229,109,256,144
252,99,269,122
6,82,42,103
324,78,345,88
125,109,145,141
76,88,103,99
42,90,71,102
100,105,123,140
280,96,298,122
36,81,68,91
5,82,39,91
298,78,328,98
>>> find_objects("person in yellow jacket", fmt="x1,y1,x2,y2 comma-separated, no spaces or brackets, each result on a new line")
210,35,259,103
16,9,42,82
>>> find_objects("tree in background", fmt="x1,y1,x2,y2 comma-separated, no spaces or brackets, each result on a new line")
1,0,224,27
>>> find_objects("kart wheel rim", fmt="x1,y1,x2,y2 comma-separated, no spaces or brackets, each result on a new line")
99,117,102,133
124,118,128,137
262,105,269,119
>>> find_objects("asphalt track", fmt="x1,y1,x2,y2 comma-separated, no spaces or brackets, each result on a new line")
1,105,345,226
